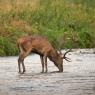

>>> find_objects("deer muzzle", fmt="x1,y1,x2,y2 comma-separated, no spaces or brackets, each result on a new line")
58,64,63,72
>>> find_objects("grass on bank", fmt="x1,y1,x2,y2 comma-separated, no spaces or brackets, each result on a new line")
0,0,95,56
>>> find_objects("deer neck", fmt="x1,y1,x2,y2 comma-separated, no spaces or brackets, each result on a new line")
48,49,59,63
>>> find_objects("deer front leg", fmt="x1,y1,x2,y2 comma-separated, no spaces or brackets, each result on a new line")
40,56,44,73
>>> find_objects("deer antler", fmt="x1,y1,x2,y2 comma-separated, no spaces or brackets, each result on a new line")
63,49,71,62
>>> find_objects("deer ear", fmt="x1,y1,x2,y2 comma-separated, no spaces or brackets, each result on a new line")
58,50,63,55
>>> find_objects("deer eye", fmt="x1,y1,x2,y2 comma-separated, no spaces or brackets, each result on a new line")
60,55,63,59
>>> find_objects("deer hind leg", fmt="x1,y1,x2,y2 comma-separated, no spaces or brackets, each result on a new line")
18,56,22,73
44,54,48,73
18,49,32,74
18,52,26,74
40,56,44,73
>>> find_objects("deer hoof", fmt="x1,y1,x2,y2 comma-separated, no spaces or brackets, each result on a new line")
44,70,48,73
41,71,44,73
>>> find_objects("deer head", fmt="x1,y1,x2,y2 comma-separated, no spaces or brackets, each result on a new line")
52,49,71,72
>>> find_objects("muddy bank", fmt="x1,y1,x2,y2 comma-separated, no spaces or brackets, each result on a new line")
0,49,95,95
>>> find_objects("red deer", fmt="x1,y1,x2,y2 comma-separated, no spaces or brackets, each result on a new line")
17,35,71,74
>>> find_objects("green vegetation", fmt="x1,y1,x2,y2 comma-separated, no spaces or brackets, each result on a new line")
0,0,95,56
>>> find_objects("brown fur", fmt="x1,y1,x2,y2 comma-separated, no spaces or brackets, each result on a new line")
17,35,70,74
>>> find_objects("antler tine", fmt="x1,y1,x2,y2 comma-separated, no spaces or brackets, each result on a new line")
64,49,71,57
64,57,71,62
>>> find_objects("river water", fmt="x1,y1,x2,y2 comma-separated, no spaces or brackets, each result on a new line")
0,49,95,95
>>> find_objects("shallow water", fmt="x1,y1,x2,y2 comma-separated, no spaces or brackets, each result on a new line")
0,49,95,95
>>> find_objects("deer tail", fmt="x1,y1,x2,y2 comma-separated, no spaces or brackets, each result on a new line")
17,42,26,53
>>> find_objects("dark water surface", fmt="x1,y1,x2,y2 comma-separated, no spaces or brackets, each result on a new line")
0,49,95,95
